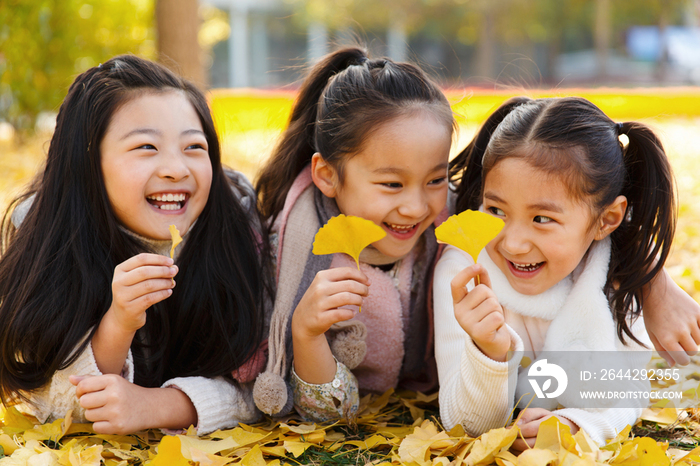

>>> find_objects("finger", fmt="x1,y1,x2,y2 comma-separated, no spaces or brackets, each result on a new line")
649,333,674,366
117,253,174,273
690,321,700,349
518,419,544,438
666,342,691,366
322,291,365,310
117,265,178,287
318,279,370,298
511,436,536,452
678,333,699,357
79,391,109,410
91,421,116,434
450,264,483,303
315,308,356,327
69,375,87,386
476,266,492,289
83,405,110,423
455,298,505,332
471,306,506,336
516,408,548,424
125,289,174,310
123,278,177,301
318,267,370,285
75,374,113,397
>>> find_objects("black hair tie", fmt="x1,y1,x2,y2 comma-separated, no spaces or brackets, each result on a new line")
616,122,624,134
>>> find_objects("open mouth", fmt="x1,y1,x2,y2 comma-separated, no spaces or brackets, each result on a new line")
146,193,188,211
384,222,419,235
509,261,544,273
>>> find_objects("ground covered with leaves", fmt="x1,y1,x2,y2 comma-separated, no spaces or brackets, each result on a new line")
2,352,700,466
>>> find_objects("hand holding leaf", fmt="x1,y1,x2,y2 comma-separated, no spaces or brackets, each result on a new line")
312,215,386,313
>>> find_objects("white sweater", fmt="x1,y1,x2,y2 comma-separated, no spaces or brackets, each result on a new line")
433,241,651,445
17,340,258,435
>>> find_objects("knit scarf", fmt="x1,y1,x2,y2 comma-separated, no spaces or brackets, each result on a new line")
254,166,443,415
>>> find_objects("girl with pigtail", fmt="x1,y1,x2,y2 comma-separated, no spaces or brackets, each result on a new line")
253,46,455,421
433,96,677,447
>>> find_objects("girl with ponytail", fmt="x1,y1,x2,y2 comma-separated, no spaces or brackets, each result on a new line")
434,97,676,447
254,46,455,421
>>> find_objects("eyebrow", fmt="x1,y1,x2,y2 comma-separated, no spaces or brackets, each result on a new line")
120,128,205,140
484,192,564,214
372,162,448,175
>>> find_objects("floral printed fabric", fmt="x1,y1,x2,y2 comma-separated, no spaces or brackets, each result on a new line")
290,360,360,422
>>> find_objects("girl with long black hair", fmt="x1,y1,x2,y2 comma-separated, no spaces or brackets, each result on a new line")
0,55,267,435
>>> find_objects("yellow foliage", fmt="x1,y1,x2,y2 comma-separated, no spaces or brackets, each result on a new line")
312,214,386,268
149,436,189,466
435,209,504,263
168,224,182,259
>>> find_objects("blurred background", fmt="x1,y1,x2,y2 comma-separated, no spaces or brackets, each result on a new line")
2,0,700,300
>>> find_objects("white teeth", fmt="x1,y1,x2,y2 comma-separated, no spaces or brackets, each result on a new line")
147,193,186,202
388,223,415,232
158,203,182,210
513,262,541,271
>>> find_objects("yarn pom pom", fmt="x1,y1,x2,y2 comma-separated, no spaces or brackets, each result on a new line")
253,371,293,415
331,333,367,369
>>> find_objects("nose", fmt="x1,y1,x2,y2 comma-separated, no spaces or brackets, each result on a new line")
499,222,531,256
158,148,190,181
397,187,429,220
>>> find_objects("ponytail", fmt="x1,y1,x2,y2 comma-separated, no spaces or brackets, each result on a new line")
608,122,676,344
451,96,532,213
256,47,368,222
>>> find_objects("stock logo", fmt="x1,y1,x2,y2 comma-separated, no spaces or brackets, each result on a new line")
528,359,568,399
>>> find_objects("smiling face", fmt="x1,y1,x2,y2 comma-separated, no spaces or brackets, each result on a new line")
483,158,601,295
100,90,213,240
313,111,452,259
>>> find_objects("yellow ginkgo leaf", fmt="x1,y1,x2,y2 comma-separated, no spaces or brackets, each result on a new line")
312,215,386,268
169,225,183,259
435,210,504,263
150,436,190,466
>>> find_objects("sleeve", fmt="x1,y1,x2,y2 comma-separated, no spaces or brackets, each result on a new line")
552,344,650,446
162,376,260,435
433,246,524,435
17,340,134,424
290,359,360,423
555,408,642,446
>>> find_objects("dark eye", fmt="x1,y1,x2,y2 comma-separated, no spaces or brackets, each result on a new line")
488,207,505,216
186,143,207,150
382,182,402,188
429,177,446,186
534,215,553,224
137,144,156,150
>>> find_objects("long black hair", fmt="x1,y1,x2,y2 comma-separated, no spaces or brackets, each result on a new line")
0,55,267,400
450,96,676,345
256,46,455,224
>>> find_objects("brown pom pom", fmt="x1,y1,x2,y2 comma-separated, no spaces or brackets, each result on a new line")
253,371,293,415
328,320,367,369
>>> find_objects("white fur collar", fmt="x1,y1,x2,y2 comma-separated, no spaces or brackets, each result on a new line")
480,237,620,351
478,249,573,321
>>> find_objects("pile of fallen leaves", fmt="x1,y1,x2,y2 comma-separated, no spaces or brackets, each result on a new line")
1,372,699,466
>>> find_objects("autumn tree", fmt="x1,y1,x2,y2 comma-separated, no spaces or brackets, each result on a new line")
155,0,206,87
0,0,154,134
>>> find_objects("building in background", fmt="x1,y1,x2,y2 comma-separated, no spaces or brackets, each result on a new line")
203,0,700,88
